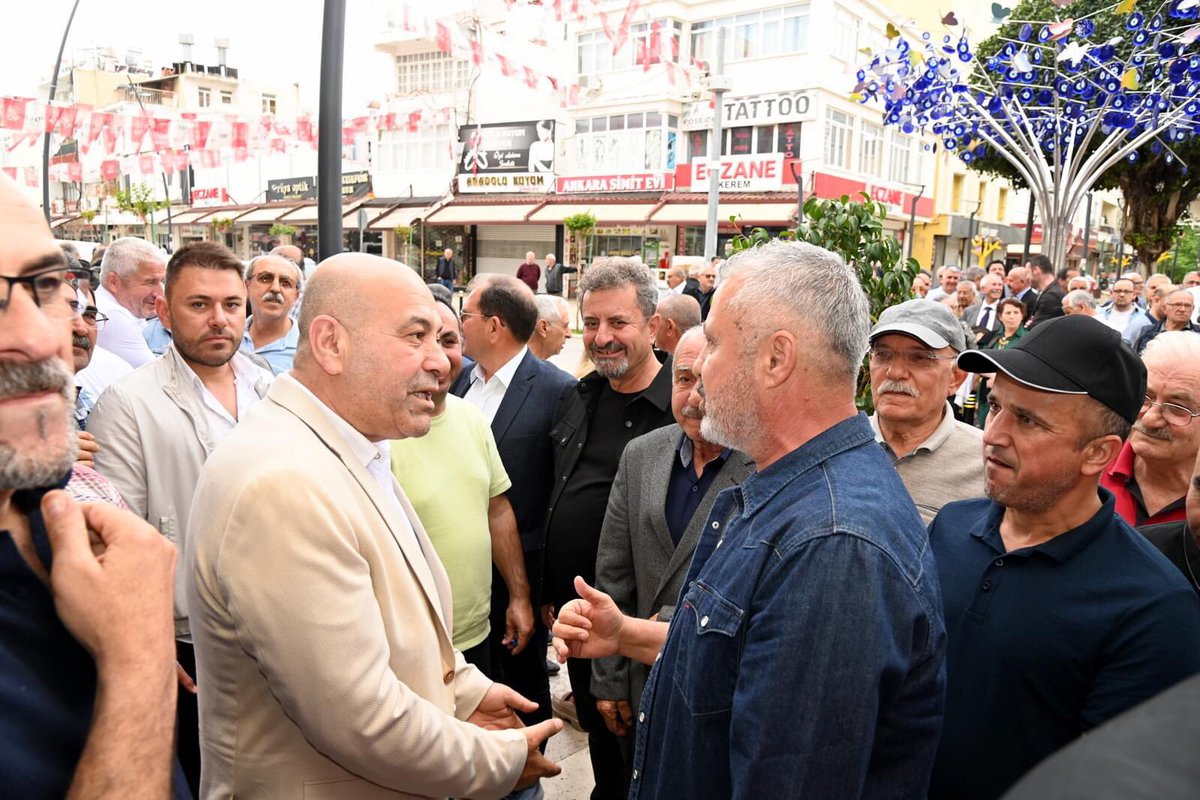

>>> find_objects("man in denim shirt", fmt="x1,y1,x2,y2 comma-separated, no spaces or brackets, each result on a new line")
551,240,947,799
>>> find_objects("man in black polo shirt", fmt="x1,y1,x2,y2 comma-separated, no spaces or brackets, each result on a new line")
0,173,180,798
928,315,1200,800
542,257,674,800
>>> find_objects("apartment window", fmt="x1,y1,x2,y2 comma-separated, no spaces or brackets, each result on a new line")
952,174,965,211
378,124,453,173
220,90,233,105
261,94,277,115
832,8,861,62
573,113,676,171
691,5,809,65
998,187,1009,220
580,20,682,74
726,126,754,156
888,130,913,183
198,87,211,108
578,31,615,75
396,51,469,94
824,109,853,169
688,130,709,161
859,121,884,177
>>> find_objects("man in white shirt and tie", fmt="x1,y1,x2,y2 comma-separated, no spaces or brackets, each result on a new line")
94,237,167,368
969,273,1004,346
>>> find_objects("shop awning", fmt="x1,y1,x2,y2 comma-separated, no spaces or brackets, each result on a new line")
93,210,149,226
278,201,364,225
232,205,299,224
369,203,439,230
168,208,222,225
424,203,543,224
649,202,797,225
528,203,658,224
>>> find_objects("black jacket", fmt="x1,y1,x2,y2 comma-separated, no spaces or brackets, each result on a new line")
544,263,577,295
1026,284,1064,329
435,255,455,281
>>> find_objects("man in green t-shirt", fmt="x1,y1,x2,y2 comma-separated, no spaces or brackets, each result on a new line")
391,301,534,671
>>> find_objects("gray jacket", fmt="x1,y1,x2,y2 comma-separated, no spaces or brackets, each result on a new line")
89,344,273,639
590,424,754,713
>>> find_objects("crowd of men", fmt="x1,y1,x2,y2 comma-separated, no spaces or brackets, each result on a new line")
5,163,1200,800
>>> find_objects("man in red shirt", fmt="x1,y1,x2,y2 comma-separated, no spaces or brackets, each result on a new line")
516,251,540,293
1102,332,1200,525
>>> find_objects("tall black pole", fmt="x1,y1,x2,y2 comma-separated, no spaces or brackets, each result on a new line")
42,0,82,226
1081,193,1092,275
318,0,346,262
907,186,924,262
1021,192,1035,266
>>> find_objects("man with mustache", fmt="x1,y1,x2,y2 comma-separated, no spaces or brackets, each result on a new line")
542,257,675,799
868,299,985,524
95,237,167,369
928,315,1200,799
1102,332,1200,526
590,326,753,743
0,172,180,798
551,240,946,799
186,254,562,798
87,240,274,795
241,254,302,374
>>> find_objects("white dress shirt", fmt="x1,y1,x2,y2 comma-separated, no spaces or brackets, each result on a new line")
462,346,528,424
95,285,156,368
177,349,273,445
75,346,133,402
973,301,999,329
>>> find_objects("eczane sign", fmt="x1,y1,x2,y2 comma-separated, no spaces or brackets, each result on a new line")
691,155,785,192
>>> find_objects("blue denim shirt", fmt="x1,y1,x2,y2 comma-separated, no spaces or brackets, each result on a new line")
239,317,300,376
630,414,946,800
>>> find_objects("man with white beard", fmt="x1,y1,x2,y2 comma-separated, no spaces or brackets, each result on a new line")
0,172,179,798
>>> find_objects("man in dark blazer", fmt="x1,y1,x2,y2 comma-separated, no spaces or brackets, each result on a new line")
1024,254,1064,329
453,273,577,727
590,327,754,739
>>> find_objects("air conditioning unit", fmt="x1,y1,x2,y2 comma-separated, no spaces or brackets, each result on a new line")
578,73,602,90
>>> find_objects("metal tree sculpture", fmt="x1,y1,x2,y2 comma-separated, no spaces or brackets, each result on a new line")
857,0,1200,269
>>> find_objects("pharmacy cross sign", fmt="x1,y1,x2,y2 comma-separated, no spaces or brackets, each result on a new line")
855,0,1200,269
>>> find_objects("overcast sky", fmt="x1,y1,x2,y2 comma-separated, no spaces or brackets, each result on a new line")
4,0,399,112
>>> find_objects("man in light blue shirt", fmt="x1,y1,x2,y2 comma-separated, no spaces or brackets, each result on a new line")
240,254,301,374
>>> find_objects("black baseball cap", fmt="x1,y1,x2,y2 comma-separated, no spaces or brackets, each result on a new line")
957,315,1146,424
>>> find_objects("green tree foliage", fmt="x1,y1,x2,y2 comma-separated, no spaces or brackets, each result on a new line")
969,0,1200,267
731,193,919,411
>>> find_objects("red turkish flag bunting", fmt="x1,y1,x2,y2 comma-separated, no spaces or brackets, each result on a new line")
100,159,120,181
200,149,221,169
130,115,151,149
436,22,452,54
2,98,28,130
523,67,538,89
138,154,155,175
496,54,515,77
67,162,82,182
296,117,314,144
470,38,483,66
407,111,421,133
191,120,212,149
231,122,249,149
151,118,172,150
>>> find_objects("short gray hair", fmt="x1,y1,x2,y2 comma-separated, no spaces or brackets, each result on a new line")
656,293,701,331
534,293,569,322
1064,289,1096,311
957,280,978,300
721,240,869,382
100,237,165,281
1143,330,1200,370
578,257,658,321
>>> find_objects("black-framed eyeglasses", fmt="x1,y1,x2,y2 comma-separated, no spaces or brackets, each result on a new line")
1141,396,1200,427
77,304,109,331
251,270,298,291
0,266,75,320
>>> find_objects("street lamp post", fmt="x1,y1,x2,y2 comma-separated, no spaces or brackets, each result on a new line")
703,28,729,263
318,0,346,262
42,0,82,226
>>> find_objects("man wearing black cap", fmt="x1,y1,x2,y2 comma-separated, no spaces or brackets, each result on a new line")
927,315,1200,800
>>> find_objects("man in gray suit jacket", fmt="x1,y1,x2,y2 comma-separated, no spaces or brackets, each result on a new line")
590,327,754,736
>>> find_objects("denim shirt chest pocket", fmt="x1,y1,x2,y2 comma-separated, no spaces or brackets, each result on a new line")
671,579,745,715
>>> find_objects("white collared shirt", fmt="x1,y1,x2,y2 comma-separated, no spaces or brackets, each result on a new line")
974,301,999,328
175,349,272,445
279,374,425,557
463,345,528,424
95,285,156,369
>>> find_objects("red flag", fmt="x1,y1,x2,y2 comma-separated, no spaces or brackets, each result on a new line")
270,138,287,154
2,98,28,130
552,0,562,21
233,146,249,163
231,122,249,150
86,111,111,148
436,21,452,54
191,120,212,149
496,54,515,77
151,118,172,150
296,116,314,143
523,67,538,89
470,37,483,66
160,150,178,175
1,167,15,180
380,112,397,131
100,159,120,180
67,162,82,182
407,111,421,132
569,84,581,105
645,20,662,71
138,154,155,175
200,149,221,169
130,114,151,149
612,0,640,54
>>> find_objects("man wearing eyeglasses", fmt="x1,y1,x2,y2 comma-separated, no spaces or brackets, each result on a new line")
1133,287,1200,354
241,254,302,374
868,299,985,524
1101,332,1200,527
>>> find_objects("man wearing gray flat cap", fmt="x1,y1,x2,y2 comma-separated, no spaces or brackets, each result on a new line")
868,299,986,523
